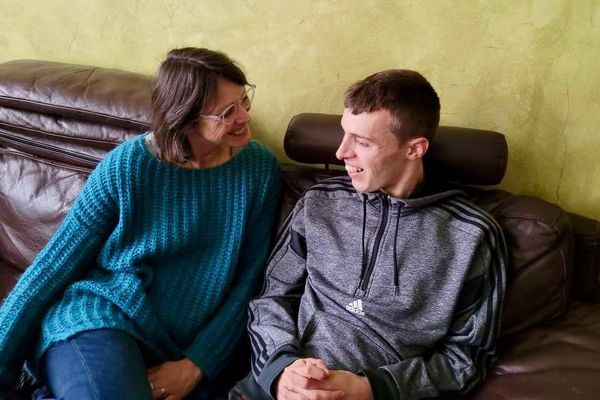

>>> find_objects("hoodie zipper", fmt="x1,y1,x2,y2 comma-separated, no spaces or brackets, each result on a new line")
359,195,389,292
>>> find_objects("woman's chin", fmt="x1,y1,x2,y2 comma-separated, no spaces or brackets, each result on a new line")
226,127,251,146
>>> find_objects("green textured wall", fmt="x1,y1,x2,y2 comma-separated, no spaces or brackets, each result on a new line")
1,0,599,219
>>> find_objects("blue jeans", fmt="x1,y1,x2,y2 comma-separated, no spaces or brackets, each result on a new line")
34,329,153,400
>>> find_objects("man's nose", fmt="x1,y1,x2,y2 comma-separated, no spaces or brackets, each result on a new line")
335,136,353,160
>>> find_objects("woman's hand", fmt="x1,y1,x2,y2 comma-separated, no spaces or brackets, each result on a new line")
147,358,203,400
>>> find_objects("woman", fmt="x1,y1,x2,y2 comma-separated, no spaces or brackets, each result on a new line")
0,47,281,399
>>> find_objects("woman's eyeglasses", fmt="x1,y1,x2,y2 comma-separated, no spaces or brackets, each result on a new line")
199,84,255,126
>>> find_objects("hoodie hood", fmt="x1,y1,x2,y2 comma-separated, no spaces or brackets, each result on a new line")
360,177,465,211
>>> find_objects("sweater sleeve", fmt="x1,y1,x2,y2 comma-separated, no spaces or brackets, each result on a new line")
182,155,282,379
0,152,119,394
363,229,507,399
246,198,311,396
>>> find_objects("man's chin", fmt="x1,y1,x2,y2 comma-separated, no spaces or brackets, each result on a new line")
349,181,369,194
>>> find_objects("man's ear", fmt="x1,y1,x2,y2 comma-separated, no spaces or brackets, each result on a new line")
406,137,429,159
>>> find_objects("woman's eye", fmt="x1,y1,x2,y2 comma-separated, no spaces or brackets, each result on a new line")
241,96,251,110
223,105,237,119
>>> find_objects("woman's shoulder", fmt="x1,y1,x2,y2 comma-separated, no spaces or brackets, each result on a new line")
113,134,146,156
238,141,281,194
241,140,278,168
98,134,146,165
84,135,146,184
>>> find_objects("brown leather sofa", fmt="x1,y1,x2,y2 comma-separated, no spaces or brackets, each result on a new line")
1,60,599,399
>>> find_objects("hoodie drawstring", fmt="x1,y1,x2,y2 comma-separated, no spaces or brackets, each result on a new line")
393,207,401,296
361,194,367,279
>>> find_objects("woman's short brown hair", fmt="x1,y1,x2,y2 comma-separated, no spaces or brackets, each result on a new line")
344,70,440,143
151,47,248,164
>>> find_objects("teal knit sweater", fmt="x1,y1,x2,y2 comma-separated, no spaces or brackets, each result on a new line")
0,134,281,393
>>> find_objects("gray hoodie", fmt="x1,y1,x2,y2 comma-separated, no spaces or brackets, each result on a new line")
248,176,507,399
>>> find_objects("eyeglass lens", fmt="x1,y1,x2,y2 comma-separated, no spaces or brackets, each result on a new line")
223,86,255,124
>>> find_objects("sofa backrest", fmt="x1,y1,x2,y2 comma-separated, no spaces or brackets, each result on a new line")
0,59,598,338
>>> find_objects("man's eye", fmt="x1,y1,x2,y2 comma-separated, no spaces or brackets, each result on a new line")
354,137,370,147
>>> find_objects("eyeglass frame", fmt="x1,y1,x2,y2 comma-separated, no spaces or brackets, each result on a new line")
198,84,256,125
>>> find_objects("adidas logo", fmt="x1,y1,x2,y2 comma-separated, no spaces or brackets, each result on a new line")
345,299,365,316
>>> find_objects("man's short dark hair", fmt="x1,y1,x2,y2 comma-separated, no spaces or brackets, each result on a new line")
344,69,440,142
151,47,248,164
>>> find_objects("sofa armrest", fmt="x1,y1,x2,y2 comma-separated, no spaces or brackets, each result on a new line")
569,212,600,303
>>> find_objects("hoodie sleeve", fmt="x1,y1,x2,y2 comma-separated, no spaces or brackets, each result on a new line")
363,224,507,399
247,198,309,396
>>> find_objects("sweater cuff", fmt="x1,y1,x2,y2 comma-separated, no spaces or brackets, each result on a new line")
183,331,241,379
257,345,301,397
361,368,400,400
181,349,211,380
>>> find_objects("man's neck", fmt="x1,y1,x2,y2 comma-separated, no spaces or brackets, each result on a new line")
382,161,425,198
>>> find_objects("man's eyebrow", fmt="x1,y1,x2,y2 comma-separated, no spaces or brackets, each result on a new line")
350,133,374,142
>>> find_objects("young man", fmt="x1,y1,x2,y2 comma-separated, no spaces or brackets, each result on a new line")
231,70,507,400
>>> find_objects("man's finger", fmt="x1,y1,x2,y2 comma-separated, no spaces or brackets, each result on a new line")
290,363,329,380
280,384,310,400
290,374,339,392
290,386,345,400
307,389,345,400
306,358,330,373
288,370,312,389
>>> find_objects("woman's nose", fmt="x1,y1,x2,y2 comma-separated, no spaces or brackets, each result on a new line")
236,106,251,124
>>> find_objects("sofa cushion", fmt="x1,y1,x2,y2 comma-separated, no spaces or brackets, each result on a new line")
471,302,600,399
469,188,574,336
0,145,90,271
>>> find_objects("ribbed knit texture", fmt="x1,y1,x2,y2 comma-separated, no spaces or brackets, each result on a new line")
0,134,281,394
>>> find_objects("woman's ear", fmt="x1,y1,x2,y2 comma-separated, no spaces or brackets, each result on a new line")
406,137,429,160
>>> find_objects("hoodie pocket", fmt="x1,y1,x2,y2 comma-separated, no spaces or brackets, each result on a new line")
300,311,400,371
